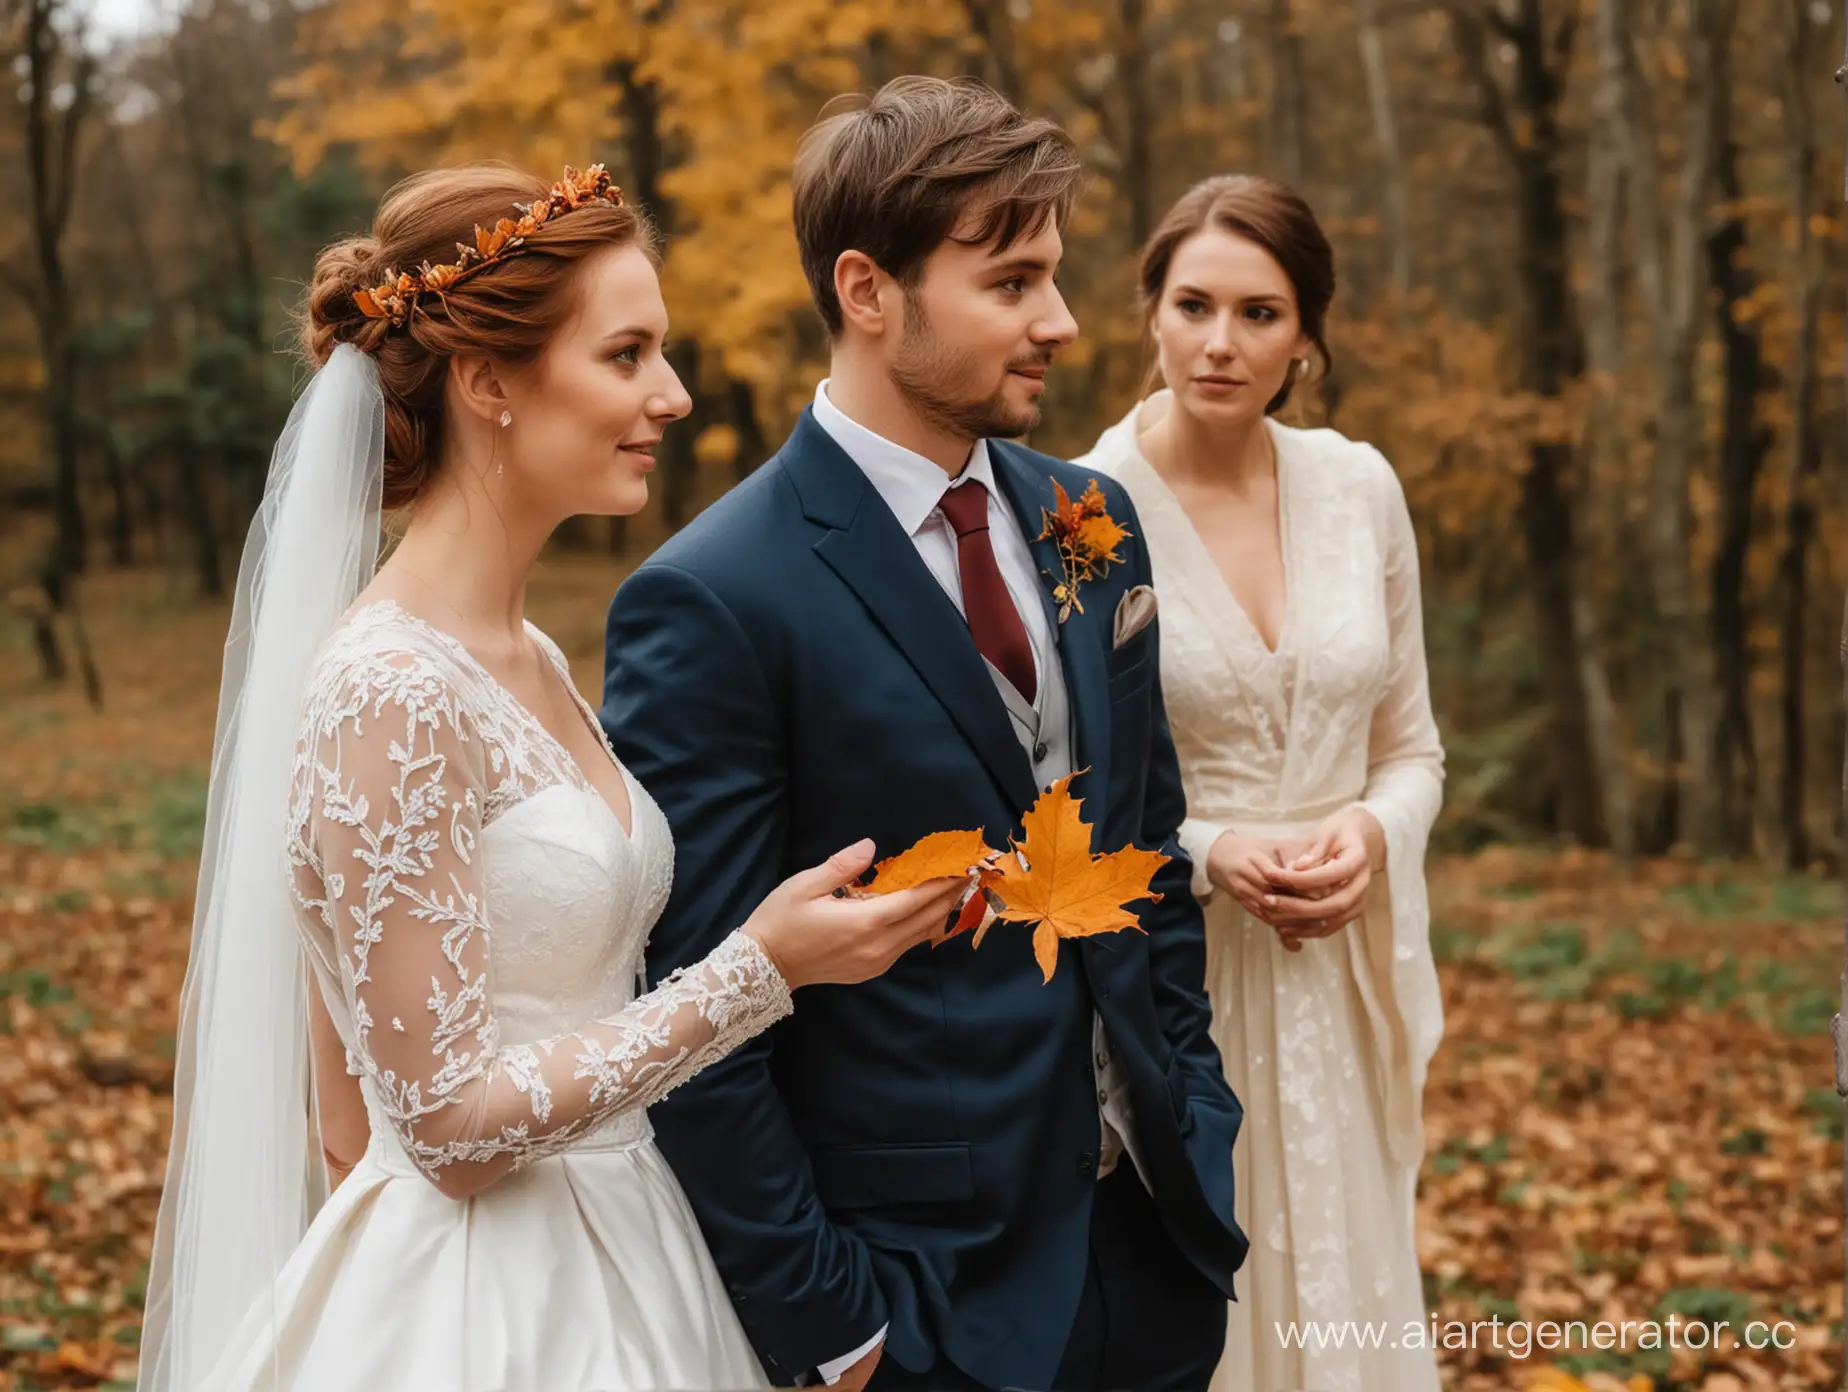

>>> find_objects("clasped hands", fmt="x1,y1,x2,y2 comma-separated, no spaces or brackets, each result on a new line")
1204,807,1384,952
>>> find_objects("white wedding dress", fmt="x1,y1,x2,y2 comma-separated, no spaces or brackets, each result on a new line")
1081,398,1445,1392
201,599,776,1391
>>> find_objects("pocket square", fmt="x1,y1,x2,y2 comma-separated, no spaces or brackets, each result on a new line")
1113,584,1158,648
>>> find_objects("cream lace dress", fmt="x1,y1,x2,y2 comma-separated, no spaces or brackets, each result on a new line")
1081,399,1445,1392
202,600,779,1391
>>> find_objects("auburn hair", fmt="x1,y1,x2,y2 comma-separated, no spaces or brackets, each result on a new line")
302,163,657,509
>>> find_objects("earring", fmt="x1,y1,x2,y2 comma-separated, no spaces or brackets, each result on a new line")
1294,358,1309,378
499,410,512,427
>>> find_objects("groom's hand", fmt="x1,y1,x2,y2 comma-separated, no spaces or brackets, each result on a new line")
831,1341,883,1390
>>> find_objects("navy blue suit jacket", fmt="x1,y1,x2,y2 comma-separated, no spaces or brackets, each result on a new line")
600,410,1248,1389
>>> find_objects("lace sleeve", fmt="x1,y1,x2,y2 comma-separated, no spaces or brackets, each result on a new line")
299,650,793,1198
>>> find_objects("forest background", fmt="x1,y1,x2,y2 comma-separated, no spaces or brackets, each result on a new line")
1,0,1847,1387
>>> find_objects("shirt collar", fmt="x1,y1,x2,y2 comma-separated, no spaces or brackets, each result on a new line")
812,378,996,538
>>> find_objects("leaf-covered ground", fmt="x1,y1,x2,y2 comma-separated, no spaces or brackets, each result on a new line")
1,567,1842,1391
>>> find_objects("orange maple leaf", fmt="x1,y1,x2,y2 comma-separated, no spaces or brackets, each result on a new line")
863,828,993,895
1074,513,1129,562
986,773,1166,982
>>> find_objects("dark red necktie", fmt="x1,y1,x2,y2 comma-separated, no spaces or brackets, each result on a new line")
938,480,1037,703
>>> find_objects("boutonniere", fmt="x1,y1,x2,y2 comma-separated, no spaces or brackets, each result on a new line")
1038,478,1131,623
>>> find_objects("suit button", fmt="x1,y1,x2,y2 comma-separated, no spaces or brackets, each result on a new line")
1077,1153,1097,1178
1098,1088,1110,1106
1033,741,1049,763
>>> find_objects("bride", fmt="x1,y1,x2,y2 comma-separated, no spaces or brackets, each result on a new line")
137,163,966,1392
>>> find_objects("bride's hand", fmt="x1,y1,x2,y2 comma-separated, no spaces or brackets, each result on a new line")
741,840,968,990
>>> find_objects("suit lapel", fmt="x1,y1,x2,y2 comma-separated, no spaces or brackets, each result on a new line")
783,411,1040,815
990,445,1114,838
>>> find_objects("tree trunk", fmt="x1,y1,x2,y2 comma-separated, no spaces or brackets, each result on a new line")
24,0,93,583
1829,34,1846,1381
176,442,224,598
1579,0,1641,857
1216,14,1249,108
1778,0,1825,868
1118,0,1154,246
1616,0,1731,853
44,317,83,578
37,557,102,709
1706,106,1774,856
1522,447,1612,847
1451,0,1611,845
101,431,134,566
1357,0,1409,294
1269,0,1306,188
962,0,1024,103
728,379,769,483
18,576,65,682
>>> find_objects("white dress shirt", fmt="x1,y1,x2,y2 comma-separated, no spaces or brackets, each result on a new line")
807,381,1145,1385
812,381,1049,678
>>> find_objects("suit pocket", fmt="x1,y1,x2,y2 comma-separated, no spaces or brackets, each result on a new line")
1110,619,1155,667
1107,651,1151,702
1166,1062,1195,1135
1108,655,1153,811
810,1141,975,1210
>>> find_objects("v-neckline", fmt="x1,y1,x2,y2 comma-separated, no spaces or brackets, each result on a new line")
354,599,637,840
1130,408,1293,658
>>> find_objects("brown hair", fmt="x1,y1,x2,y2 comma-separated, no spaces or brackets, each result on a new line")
302,163,657,509
1137,174,1335,415
792,76,1083,337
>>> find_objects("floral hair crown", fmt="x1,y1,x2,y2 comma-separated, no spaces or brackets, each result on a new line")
354,164,626,329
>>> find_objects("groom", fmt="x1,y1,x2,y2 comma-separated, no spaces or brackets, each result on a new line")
601,76,1247,1391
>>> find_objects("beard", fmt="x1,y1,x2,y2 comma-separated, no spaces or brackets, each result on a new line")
888,287,1047,441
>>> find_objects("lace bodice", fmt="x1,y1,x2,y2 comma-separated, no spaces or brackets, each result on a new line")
284,601,792,1192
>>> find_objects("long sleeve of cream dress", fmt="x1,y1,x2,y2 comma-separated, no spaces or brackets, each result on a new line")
1079,398,1445,1392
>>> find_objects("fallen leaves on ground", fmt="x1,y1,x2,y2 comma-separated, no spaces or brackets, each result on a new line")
1421,846,1843,1391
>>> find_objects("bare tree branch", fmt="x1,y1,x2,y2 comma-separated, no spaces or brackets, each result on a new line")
1550,8,1578,70
960,0,1023,103
50,51,96,239
1060,69,1124,171
1444,1,1520,157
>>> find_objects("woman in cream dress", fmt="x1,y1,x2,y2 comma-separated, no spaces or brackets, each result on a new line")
1078,174,1445,1392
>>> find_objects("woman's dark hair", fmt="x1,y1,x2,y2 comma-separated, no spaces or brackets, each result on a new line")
1137,174,1335,414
